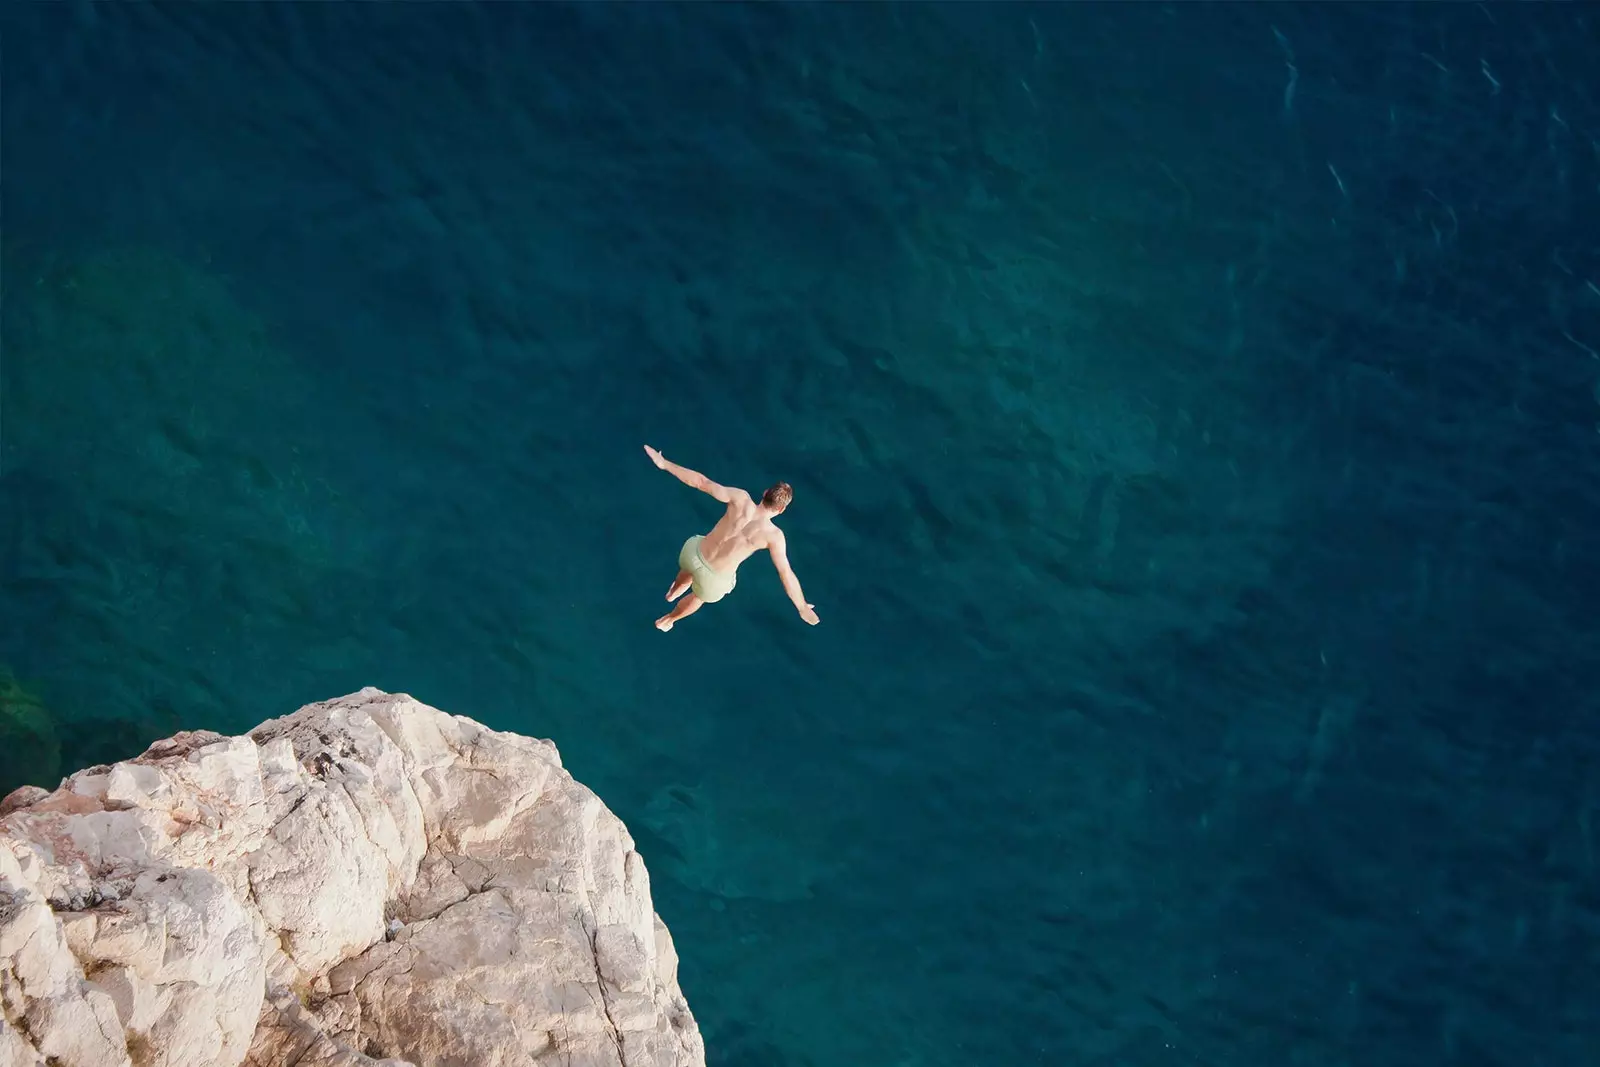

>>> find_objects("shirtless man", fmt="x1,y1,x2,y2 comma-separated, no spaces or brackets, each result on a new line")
644,445,819,632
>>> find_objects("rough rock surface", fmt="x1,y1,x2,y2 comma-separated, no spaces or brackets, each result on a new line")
0,688,704,1067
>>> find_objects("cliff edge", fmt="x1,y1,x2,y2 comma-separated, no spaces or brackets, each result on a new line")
0,688,704,1067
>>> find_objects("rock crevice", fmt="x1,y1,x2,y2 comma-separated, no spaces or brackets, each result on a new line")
0,688,704,1067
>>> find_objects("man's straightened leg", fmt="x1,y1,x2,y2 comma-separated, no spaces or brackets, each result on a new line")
656,594,704,632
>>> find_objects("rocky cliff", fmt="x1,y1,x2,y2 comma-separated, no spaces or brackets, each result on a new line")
0,689,704,1067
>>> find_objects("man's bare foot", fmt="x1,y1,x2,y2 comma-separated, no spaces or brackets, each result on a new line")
655,615,674,632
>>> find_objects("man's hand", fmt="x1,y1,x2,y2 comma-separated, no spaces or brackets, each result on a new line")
644,445,667,470
799,603,820,626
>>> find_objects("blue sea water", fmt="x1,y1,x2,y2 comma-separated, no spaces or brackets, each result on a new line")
3,2,1598,1064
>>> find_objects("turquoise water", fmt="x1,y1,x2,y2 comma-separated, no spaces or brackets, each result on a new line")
3,4,1598,1064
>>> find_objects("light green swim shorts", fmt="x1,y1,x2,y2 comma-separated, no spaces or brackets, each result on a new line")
679,535,737,603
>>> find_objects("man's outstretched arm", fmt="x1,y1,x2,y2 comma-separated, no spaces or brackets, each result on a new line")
768,531,820,625
643,445,738,503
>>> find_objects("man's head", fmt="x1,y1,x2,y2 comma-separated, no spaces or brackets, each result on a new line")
760,482,793,513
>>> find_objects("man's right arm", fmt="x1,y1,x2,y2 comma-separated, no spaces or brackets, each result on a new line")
768,532,819,625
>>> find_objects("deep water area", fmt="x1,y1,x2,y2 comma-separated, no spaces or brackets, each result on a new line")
3,4,1598,1065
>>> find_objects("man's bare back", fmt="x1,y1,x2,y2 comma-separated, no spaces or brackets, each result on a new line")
644,445,819,632
695,492,778,572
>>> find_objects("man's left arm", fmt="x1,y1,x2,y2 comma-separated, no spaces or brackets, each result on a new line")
644,445,738,502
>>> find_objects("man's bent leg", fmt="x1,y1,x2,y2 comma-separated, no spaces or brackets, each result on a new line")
655,594,704,632
666,570,693,602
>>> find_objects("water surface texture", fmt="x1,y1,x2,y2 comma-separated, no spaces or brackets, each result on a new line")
4,4,1599,1065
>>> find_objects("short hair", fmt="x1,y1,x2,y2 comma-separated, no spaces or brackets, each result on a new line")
761,482,793,509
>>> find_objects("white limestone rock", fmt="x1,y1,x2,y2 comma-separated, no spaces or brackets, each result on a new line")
0,688,703,1067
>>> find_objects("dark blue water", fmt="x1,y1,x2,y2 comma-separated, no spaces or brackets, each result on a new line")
4,3,1598,1064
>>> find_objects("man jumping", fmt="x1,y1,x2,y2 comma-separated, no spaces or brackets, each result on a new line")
643,445,819,632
